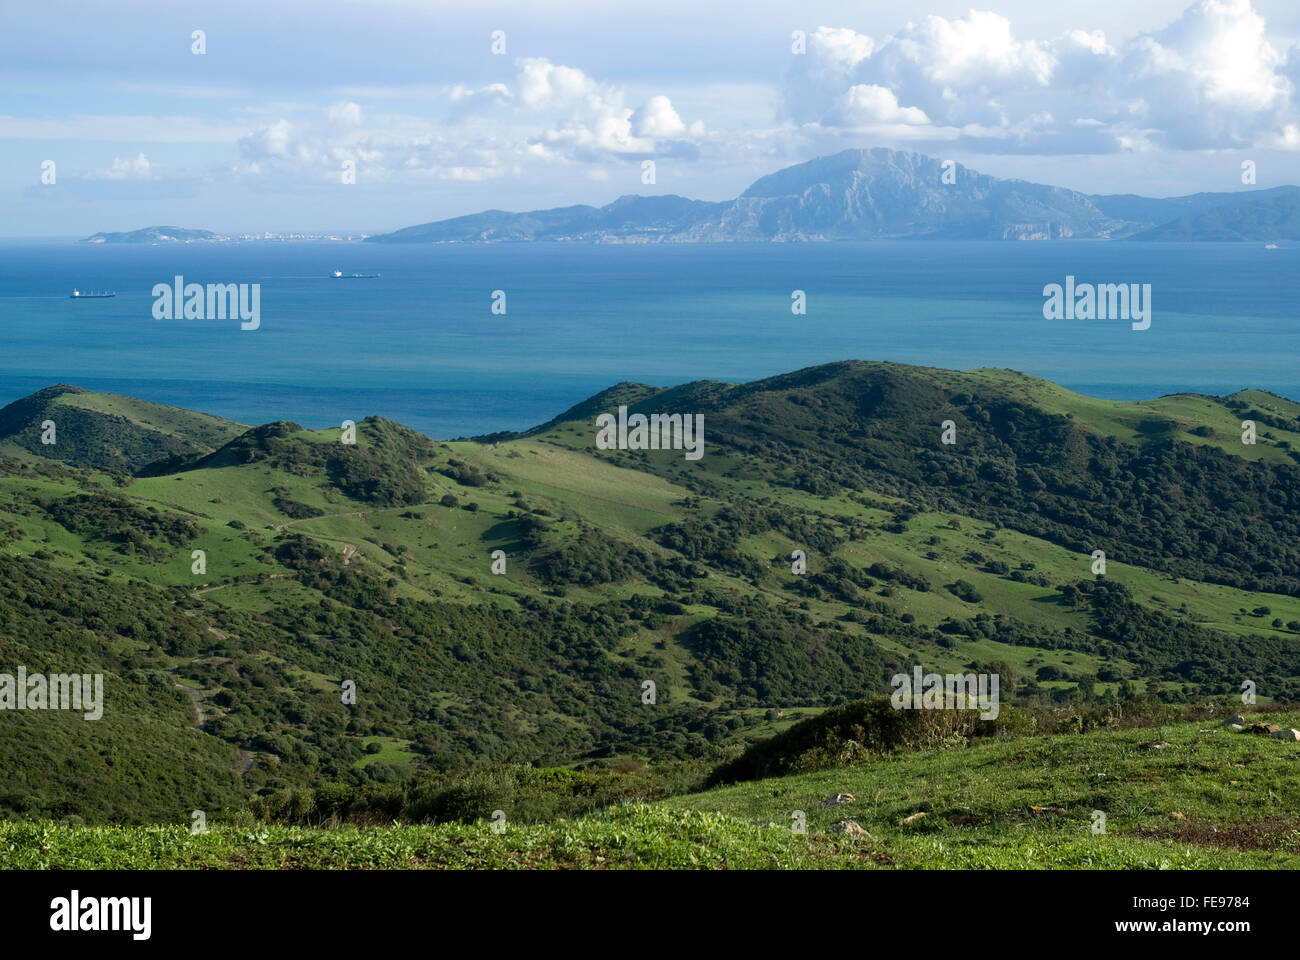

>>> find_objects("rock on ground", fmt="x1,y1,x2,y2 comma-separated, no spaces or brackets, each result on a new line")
831,819,869,837
819,793,855,808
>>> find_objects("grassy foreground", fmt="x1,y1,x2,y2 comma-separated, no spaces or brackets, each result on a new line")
6,715,1299,869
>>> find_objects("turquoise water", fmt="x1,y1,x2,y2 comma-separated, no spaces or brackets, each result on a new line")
0,240,1296,437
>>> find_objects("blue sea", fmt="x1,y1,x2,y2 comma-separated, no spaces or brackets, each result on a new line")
0,239,1296,438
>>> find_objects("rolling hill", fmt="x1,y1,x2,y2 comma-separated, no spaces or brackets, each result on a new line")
0,385,246,475
0,360,1298,867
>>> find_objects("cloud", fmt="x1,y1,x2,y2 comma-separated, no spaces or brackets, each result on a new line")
101,152,156,180
517,58,603,110
630,96,686,138
44,0,1298,206
782,0,1300,154
1116,0,1292,148
244,119,294,159
233,57,704,184
515,59,699,157
830,85,930,126
326,101,364,127
447,83,510,106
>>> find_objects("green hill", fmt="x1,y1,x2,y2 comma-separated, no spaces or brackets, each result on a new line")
536,361,1300,594
0,361,1298,860
0,385,245,474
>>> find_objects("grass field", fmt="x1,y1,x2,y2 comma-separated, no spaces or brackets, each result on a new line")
6,714,1297,869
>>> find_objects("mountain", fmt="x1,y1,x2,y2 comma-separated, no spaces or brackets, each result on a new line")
1130,187,1300,240
370,194,730,244
80,226,229,243
2,362,1299,830
1086,185,1300,231
368,149,1118,242
366,148,1296,243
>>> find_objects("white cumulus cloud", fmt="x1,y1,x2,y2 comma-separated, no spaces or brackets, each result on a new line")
630,95,687,138
101,152,156,180
232,57,704,185
830,85,930,126
782,0,1300,154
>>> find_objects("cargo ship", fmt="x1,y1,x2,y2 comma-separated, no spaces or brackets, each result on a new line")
70,289,116,298
330,270,381,279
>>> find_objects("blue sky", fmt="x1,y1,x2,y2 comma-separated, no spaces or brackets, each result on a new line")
5,0,1300,236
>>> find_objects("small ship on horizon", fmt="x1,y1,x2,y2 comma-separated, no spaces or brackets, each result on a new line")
70,289,116,298
330,270,381,279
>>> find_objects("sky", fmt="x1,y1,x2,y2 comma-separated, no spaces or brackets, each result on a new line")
5,0,1300,236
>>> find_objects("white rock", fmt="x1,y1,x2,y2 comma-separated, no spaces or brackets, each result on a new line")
830,819,869,837
819,793,855,808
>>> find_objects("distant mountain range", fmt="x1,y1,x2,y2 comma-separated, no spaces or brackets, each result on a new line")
81,149,1300,245
365,149,1300,243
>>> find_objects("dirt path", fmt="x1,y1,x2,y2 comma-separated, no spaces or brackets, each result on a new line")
176,683,207,729
193,573,284,596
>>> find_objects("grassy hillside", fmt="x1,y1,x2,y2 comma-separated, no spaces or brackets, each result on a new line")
7,712,1297,868
0,385,245,474
0,360,1298,853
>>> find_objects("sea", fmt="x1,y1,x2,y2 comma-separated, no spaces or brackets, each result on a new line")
0,239,1296,438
